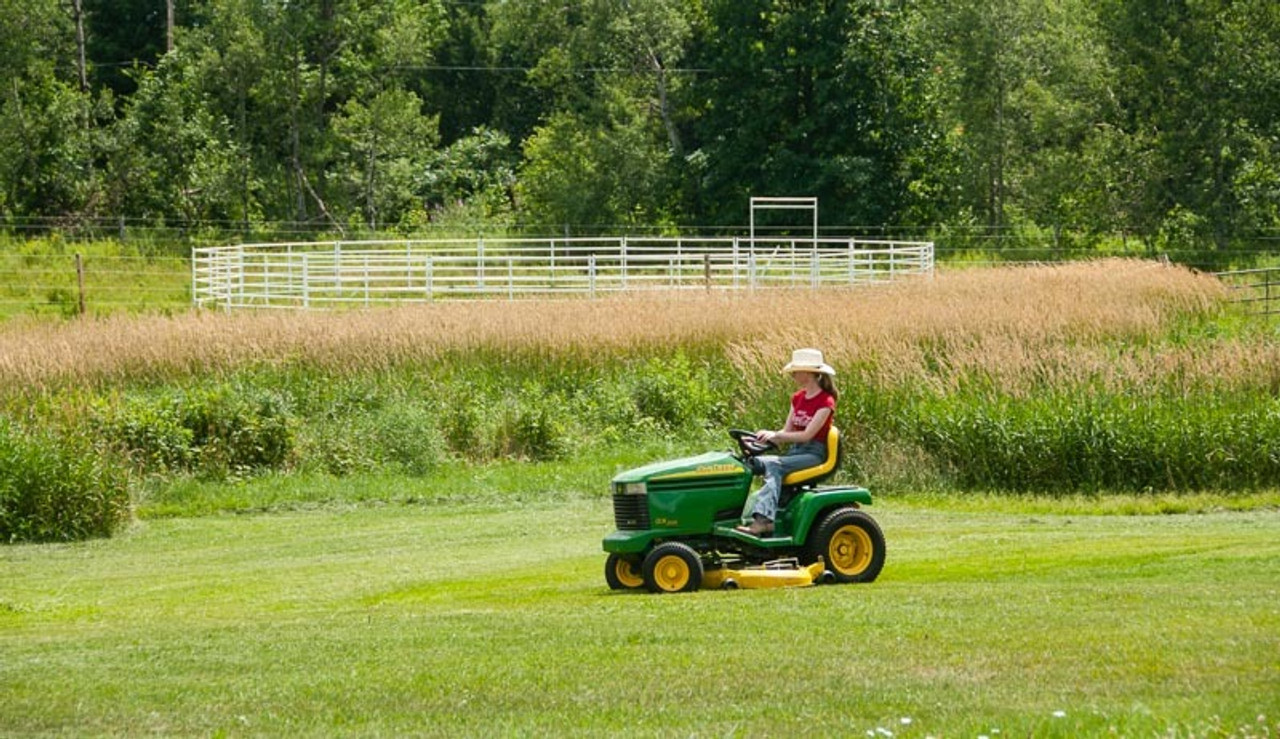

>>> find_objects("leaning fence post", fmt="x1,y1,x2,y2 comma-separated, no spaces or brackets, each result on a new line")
704,253,711,292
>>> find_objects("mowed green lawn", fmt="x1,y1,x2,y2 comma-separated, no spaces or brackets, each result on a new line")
2,497,1278,738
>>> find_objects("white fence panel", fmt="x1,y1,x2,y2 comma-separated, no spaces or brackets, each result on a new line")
192,236,934,311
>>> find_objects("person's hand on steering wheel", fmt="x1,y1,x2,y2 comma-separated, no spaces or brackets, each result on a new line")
729,428,776,457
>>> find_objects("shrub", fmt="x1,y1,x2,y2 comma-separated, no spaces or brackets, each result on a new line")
628,352,727,431
912,390,1280,493
91,395,195,472
491,386,570,462
173,385,294,477
0,419,131,543
380,404,447,474
92,385,294,479
302,402,447,476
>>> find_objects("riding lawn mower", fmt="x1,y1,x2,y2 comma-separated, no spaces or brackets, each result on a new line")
602,426,886,593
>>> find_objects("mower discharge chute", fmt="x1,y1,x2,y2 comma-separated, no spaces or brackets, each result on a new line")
602,427,886,593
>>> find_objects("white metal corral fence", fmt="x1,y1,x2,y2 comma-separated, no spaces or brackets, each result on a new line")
192,236,934,310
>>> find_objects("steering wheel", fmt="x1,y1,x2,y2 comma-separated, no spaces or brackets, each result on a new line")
729,428,776,457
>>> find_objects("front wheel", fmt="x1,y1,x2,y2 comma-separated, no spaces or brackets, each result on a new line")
804,508,886,583
605,553,645,590
642,542,704,593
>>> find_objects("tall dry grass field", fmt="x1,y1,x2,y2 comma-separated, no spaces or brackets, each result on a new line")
0,258,1258,391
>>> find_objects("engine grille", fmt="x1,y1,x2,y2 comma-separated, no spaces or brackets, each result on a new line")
612,493,650,530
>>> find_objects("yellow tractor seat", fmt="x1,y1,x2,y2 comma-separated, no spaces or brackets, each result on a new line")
781,426,841,487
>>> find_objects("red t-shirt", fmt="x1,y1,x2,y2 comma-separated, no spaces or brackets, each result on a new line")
789,389,835,443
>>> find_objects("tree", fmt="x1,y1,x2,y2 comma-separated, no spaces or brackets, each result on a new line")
1098,0,1280,251
685,0,935,229
83,0,176,99
502,0,694,232
0,0,106,221
518,110,673,232
333,87,439,229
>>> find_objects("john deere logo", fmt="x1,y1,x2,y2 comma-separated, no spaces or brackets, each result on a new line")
697,464,740,475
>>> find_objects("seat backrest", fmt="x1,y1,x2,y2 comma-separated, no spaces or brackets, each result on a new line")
781,426,841,487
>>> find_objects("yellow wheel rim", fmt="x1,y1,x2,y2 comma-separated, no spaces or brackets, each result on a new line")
652,555,692,591
829,524,873,576
613,558,644,589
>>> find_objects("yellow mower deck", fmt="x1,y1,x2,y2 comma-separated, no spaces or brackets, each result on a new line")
701,558,831,590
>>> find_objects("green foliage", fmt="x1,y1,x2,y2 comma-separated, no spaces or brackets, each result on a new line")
47,328,1280,500
518,110,677,231
173,385,294,477
0,418,130,543
332,88,441,230
914,391,1280,493
91,395,195,472
491,385,571,462
3,0,1280,256
417,126,517,224
93,385,294,480
300,402,446,477
627,352,727,432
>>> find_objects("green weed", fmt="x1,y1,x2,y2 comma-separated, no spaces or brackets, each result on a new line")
0,419,130,542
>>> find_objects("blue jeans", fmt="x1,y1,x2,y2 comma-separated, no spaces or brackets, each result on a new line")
749,441,827,521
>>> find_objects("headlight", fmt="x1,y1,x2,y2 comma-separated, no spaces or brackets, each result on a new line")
621,482,646,495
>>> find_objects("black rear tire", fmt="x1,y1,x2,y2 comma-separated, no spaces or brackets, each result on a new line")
803,507,886,583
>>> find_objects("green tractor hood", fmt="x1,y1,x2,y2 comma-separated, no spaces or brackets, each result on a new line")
612,451,751,486
605,451,753,553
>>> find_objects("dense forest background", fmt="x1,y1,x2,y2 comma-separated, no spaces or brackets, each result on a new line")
1,0,1277,257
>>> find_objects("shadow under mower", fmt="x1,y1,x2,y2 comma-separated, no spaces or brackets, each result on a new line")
603,427,886,593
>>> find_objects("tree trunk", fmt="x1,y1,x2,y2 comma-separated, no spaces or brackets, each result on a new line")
650,49,683,159
166,0,175,53
291,48,307,223
71,0,88,92
365,132,378,230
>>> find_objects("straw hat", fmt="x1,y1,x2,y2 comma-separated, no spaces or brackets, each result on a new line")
782,348,835,376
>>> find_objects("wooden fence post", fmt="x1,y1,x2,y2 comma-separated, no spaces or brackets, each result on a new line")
75,253,86,317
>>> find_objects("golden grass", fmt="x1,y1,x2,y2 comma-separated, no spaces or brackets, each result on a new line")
1,258,1268,394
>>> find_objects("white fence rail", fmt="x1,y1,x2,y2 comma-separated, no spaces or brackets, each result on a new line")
192,236,934,310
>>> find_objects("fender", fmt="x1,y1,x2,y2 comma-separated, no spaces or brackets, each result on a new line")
786,486,873,544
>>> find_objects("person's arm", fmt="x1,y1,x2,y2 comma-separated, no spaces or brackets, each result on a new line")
755,407,830,445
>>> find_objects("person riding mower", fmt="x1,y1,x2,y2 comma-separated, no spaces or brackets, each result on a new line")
602,426,886,593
